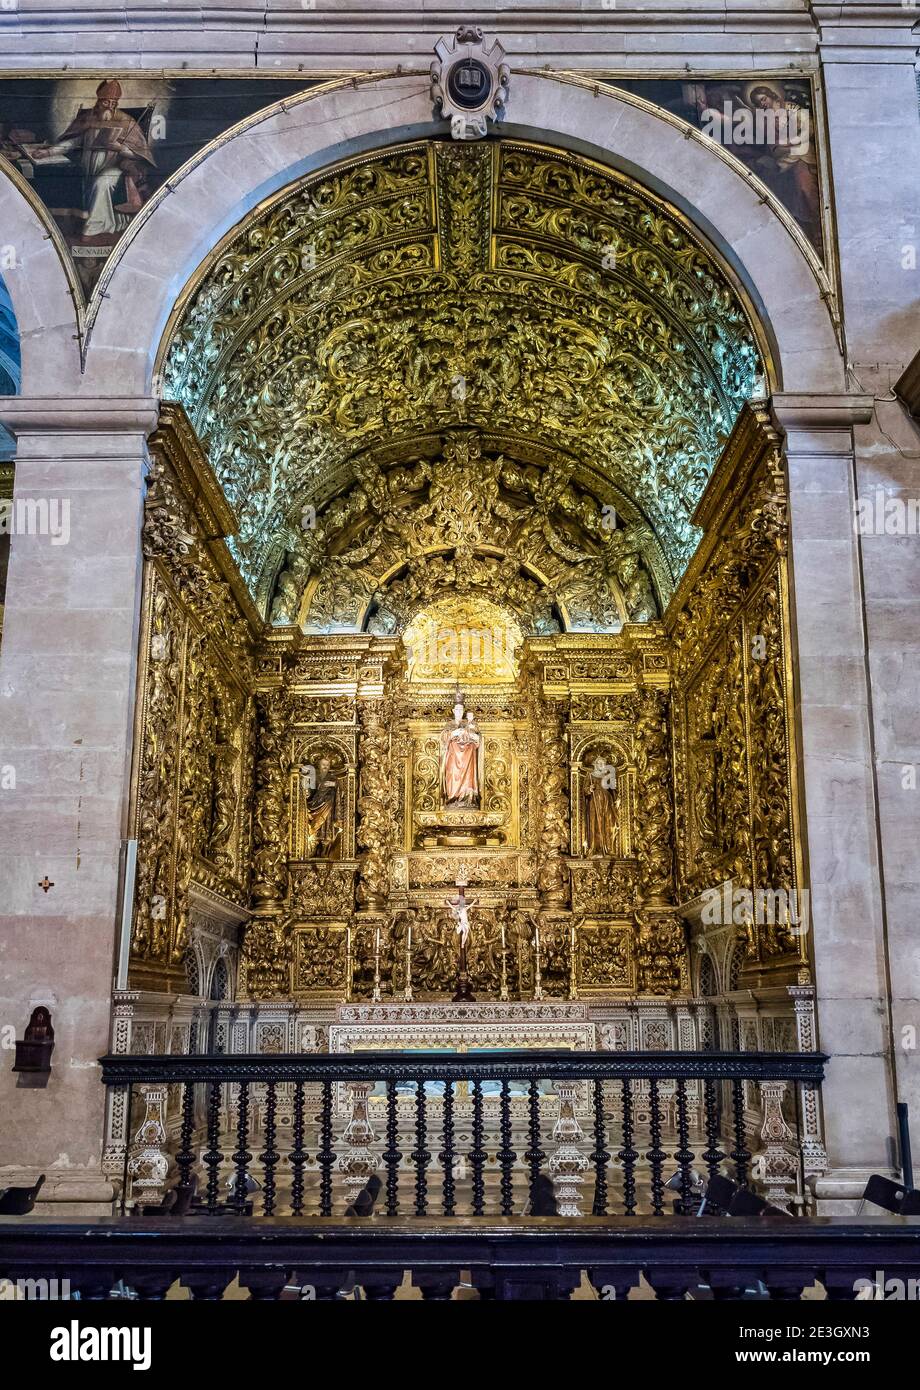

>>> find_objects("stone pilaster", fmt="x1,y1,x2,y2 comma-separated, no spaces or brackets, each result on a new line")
773,394,898,1209
819,41,920,1192
0,398,156,1211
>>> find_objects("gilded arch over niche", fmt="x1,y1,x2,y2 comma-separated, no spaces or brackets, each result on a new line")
160,137,765,632
289,428,655,640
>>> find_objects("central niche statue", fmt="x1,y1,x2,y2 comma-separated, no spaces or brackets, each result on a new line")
300,756,342,859
584,756,619,856
440,693,483,809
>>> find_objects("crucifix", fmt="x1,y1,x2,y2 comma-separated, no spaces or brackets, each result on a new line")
446,883,476,1003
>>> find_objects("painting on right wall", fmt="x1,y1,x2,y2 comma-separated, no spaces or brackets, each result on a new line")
606,79,824,258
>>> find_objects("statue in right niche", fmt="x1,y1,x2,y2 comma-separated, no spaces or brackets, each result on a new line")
583,757,619,857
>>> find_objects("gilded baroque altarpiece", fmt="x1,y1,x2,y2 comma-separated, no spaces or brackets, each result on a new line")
128,402,806,1008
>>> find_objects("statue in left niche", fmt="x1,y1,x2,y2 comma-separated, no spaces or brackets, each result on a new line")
301,756,343,859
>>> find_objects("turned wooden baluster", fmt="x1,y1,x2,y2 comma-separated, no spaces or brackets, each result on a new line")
259,1081,279,1216
412,1080,431,1216
674,1078,695,1214
203,1080,223,1214
647,1079,666,1216
440,1080,456,1216
498,1079,516,1216
317,1079,336,1217
231,1081,252,1213
384,1079,401,1217
176,1080,196,1194
289,1081,307,1217
525,1077,546,1210
702,1078,725,1184
619,1078,638,1217
731,1078,751,1187
591,1078,610,1216
470,1079,486,1217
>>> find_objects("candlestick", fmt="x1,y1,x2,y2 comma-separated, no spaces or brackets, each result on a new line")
500,917,509,1002
372,924,381,1003
569,920,578,1000
345,923,352,1003
534,921,543,1001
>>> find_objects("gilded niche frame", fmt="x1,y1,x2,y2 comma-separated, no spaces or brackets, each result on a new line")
288,731,356,863
568,729,635,861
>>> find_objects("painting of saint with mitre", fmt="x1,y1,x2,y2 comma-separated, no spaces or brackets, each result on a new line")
584,756,619,856
440,697,483,809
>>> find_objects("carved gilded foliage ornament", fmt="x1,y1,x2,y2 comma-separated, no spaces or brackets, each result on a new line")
669,407,804,970
161,140,761,618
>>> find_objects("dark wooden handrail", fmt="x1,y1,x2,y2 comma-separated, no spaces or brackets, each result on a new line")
99,1049,828,1085
0,1213,916,1302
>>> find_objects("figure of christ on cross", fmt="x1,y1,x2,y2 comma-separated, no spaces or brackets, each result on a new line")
446,885,476,1003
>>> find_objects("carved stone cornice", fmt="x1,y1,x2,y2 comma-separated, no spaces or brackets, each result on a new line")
769,392,874,429
0,397,159,437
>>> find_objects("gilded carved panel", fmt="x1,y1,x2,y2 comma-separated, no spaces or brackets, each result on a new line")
161,140,762,616
669,405,805,971
130,420,256,986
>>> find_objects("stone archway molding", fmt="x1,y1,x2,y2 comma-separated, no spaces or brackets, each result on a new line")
0,158,83,395
0,72,846,399
75,71,844,399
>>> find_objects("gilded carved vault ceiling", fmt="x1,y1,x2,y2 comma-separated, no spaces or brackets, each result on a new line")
162,140,763,629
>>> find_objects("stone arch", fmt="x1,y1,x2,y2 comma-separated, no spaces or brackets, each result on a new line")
183,944,203,998
697,950,717,999
209,954,230,1003
83,72,843,398
0,168,82,395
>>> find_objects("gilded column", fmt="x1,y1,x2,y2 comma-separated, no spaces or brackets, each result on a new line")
633,686,686,994
245,686,292,997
